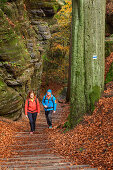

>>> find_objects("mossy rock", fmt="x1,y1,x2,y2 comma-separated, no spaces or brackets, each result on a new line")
0,9,31,76
25,0,61,15
0,0,42,121
1,2,15,19
0,77,23,120
105,63,113,84
105,38,113,58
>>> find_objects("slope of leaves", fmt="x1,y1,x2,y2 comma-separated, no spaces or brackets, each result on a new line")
0,52,112,168
47,93,113,169
46,53,113,170
0,117,29,158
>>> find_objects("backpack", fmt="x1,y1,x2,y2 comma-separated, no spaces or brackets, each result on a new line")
44,95,54,109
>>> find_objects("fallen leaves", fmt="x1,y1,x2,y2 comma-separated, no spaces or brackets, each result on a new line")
47,84,113,169
0,117,29,158
0,52,112,169
105,52,113,79
46,53,113,170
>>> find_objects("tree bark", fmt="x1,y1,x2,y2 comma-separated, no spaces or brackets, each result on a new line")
69,0,106,127
66,25,72,102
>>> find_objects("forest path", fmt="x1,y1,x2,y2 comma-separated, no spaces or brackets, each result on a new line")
0,104,97,170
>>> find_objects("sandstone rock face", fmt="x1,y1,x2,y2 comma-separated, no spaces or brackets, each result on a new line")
0,0,61,120
25,0,62,55
106,0,113,35
0,0,43,120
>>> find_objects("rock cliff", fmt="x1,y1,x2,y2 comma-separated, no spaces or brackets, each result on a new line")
0,0,61,120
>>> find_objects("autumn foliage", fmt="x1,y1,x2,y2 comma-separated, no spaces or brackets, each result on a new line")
43,0,72,83
0,1,113,169
0,117,28,158
47,92,113,169
0,53,113,169
45,52,113,170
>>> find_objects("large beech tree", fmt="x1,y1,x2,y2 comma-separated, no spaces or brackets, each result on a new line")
69,0,106,127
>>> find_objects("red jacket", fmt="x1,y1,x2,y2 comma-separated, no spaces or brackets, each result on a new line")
25,97,40,115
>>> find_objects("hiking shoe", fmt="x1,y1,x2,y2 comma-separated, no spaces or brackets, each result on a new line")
30,131,33,134
49,126,52,129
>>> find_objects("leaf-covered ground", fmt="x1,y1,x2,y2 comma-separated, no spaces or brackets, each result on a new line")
47,86,113,169
0,117,28,158
46,53,113,170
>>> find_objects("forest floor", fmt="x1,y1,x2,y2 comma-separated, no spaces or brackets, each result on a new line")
0,53,113,169
46,81,113,170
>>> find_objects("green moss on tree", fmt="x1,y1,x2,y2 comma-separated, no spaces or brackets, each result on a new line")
69,0,105,128
89,86,100,112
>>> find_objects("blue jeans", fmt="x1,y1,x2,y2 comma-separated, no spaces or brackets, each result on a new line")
45,110,53,126
27,112,37,132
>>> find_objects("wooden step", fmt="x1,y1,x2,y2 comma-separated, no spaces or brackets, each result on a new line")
0,103,96,169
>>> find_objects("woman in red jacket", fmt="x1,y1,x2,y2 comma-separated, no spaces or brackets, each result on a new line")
25,90,40,134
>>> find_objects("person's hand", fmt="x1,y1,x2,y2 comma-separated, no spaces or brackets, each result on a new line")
26,115,28,118
44,105,48,108
38,113,40,116
53,111,56,113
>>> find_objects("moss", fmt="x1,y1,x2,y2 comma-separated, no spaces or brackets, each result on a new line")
0,0,7,8
0,0,42,120
0,80,5,88
0,11,31,65
0,37,30,63
1,4,12,17
63,120,72,130
26,0,60,13
105,63,113,84
89,85,100,112
0,9,4,17
69,116,83,129
3,112,21,120
105,40,113,58
0,82,23,119
63,113,83,130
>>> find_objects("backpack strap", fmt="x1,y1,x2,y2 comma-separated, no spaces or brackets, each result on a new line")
51,96,54,109
44,95,53,103
35,98,37,105
44,95,46,103
35,98,37,110
28,99,29,109
51,96,53,102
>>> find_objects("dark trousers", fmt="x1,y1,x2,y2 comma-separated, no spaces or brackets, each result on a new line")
27,112,37,132
45,110,53,126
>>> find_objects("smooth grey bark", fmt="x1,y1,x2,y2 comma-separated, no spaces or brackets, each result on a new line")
69,0,106,127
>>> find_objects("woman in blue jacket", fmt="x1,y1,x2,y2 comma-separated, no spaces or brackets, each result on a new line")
42,89,57,129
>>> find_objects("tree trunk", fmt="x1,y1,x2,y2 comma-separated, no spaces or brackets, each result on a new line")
69,0,106,127
66,26,72,102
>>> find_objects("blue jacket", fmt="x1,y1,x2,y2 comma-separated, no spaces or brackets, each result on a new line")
42,90,57,111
